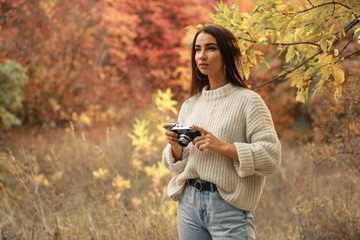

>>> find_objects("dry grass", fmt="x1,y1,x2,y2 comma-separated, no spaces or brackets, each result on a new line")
0,126,359,240
256,144,360,240
0,125,177,240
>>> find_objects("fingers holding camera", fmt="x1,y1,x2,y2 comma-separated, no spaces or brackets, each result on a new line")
192,125,209,135
162,123,173,130
165,130,179,145
193,137,208,151
163,124,179,145
192,125,226,153
162,123,183,161
193,134,218,152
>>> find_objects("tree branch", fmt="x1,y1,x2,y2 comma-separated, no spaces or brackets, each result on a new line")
331,19,360,57
339,37,354,56
253,51,321,89
246,32,256,43
343,49,360,60
334,18,360,40
298,2,352,14
307,0,314,8
344,19,360,34
268,42,320,47
237,37,256,43
243,2,359,90
237,37,320,47
332,1,336,17
313,151,357,169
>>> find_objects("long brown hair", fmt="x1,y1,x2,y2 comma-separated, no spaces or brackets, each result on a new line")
190,24,248,96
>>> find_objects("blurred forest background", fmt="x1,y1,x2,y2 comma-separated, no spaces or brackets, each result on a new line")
0,0,359,239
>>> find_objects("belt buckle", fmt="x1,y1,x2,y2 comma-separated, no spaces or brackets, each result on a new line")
194,179,203,191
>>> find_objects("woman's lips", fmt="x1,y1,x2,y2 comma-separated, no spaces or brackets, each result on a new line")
199,64,209,69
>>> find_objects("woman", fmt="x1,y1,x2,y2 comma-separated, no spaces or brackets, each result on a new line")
162,24,281,240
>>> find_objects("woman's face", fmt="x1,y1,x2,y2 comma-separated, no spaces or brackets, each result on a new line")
194,32,224,79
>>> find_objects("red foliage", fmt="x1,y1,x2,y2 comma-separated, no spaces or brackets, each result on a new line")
0,0,216,127
1,0,305,134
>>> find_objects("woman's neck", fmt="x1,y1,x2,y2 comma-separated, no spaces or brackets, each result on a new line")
208,73,228,90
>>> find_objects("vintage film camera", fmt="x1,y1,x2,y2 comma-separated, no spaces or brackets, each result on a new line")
167,123,202,147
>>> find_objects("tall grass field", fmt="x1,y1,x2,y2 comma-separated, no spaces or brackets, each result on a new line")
1,89,359,239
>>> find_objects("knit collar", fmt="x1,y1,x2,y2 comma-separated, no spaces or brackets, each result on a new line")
201,82,237,101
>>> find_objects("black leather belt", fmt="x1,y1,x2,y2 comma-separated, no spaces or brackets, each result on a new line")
187,179,217,192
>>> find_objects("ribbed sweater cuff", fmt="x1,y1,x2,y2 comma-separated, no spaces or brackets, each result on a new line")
162,144,188,173
234,142,254,178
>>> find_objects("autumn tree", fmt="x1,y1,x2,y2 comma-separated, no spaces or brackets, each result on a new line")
209,0,359,100
205,0,360,169
100,0,216,105
0,0,216,130
1,0,108,127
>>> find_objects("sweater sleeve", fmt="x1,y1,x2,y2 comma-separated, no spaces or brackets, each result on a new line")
233,93,281,178
161,101,190,174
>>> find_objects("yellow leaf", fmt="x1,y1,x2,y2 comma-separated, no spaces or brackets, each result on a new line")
243,65,250,80
297,87,309,103
286,46,295,63
34,174,44,184
333,68,345,85
320,38,327,53
155,88,178,115
304,67,316,79
92,168,109,180
290,74,303,88
249,54,257,66
79,112,92,127
43,178,51,187
334,85,342,103
131,197,142,207
34,174,51,187
354,26,360,36
112,175,131,191
164,200,178,219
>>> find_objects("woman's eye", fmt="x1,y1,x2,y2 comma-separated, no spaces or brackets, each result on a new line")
195,46,217,52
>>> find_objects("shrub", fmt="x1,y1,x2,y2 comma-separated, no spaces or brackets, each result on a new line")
0,60,28,130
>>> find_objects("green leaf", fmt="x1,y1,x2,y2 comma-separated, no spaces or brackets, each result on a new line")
320,38,327,53
0,60,28,130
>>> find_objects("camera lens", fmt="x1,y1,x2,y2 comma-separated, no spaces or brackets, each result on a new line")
178,134,191,147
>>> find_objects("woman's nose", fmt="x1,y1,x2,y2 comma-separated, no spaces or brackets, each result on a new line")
199,50,207,60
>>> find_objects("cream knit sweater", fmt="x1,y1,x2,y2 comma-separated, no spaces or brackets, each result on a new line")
162,83,281,211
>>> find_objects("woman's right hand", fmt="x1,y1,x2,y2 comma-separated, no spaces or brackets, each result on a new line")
162,123,180,146
162,123,183,161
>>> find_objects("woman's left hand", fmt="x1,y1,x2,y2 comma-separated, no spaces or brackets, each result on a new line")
192,125,225,153
192,125,239,160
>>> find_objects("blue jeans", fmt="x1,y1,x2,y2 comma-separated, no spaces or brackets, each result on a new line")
177,182,256,240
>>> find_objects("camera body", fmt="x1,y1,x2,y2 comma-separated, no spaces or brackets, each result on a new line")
167,123,202,147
